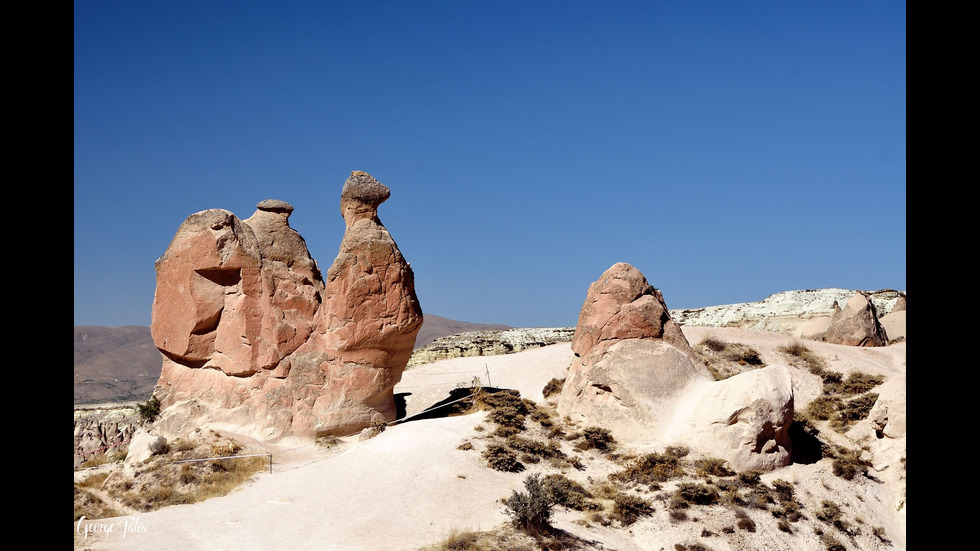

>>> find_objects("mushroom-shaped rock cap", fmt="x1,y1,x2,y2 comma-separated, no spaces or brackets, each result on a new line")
341,171,390,207
256,199,294,215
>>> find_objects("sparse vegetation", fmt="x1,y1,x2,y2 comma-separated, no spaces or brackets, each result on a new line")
696,338,765,380
824,372,884,396
482,444,524,472
612,450,687,488
577,426,615,453
504,474,557,534
830,447,870,481
75,432,267,520
542,378,565,398
137,395,162,422
780,341,826,373
611,492,654,525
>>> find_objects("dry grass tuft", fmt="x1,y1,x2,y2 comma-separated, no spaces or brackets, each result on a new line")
780,341,826,373
696,338,765,380
75,432,267,520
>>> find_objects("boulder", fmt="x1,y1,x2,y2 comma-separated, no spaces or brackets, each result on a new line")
558,263,794,471
670,366,794,472
559,338,712,440
824,292,888,347
572,262,693,359
151,171,422,440
126,430,168,466
869,376,906,440
879,293,906,342
557,263,713,438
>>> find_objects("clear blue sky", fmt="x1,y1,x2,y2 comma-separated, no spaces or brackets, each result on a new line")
74,1,906,328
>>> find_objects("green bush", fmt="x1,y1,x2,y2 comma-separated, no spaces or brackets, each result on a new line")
137,396,162,422
542,474,595,511
504,474,555,533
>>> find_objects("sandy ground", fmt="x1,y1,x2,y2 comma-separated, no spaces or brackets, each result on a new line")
75,329,906,551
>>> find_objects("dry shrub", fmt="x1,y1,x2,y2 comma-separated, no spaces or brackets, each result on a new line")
697,339,765,380
506,436,564,461
482,444,524,472
541,474,597,511
671,483,720,508
578,427,615,452
694,457,733,478
612,492,654,525
734,508,756,532
613,450,687,487
780,341,826,373
74,486,123,521
542,378,565,398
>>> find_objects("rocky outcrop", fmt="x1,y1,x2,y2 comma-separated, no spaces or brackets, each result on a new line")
558,263,795,471
669,366,795,472
408,327,574,367
823,291,888,347
558,263,713,440
880,293,906,342
74,404,141,467
151,171,422,440
671,288,905,340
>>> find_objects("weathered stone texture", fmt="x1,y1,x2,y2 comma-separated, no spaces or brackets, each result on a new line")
151,171,422,440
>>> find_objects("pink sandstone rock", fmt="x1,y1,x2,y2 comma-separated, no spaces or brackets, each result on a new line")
558,263,711,439
558,262,794,472
571,262,693,360
151,172,422,440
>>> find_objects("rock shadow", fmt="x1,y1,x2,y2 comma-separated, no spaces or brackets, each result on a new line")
789,420,823,464
402,386,509,423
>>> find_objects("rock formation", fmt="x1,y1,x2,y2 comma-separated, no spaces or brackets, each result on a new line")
558,263,713,441
823,291,888,347
408,327,575,367
151,171,422,440
879,293,906,341
671,288,905,339
74,405,141,467
558,263,794,471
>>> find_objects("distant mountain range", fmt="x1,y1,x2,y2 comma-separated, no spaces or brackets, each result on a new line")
73,315,510,405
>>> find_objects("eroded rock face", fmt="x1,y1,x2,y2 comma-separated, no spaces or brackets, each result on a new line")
151,171,422,440
671,366,795,472
558,262,794,472
824,291,888,347
558,263,713,439
571,263,693,359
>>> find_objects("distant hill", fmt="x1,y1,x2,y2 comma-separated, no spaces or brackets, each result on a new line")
73,315,510,405
74,326,162,405
413,314,511,348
